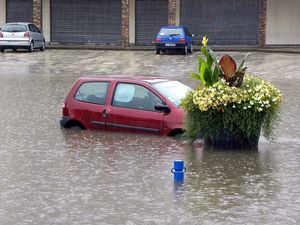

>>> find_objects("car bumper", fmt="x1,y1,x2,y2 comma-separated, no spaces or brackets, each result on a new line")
60,116,71,128
155,42,186,50
0,40,30,48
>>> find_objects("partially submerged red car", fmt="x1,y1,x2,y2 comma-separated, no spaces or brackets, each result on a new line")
60,76,191,136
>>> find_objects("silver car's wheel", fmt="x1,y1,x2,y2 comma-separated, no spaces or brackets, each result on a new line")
0,48,4,53
40,41,45,51
28,42,34,52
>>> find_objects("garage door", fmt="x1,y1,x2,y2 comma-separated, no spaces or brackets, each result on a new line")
181,0,260,45
6,0,33,23
51,0,122,45
136,0,168,45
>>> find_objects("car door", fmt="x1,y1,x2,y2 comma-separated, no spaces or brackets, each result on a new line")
105,82,164,135
33,24,43,46
72,81,110,129
184,27,193,47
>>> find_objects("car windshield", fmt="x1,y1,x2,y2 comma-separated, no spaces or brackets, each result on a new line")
2,24,27,32
152,81,191,107
158,28,183,36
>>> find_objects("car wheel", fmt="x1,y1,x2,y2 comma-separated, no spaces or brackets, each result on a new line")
188,44,193,53
40,41,45,51
13,48,17,52
28,42,34,52
156,48,160,55
183,45,188,55
0,48,4,53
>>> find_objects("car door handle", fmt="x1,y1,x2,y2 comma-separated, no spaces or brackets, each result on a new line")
102,109,108,117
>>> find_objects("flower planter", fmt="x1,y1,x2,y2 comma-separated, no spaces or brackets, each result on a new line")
180,37,282,150
203,128,261,150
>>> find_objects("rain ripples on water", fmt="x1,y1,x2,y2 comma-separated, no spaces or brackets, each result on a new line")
0,50,299,224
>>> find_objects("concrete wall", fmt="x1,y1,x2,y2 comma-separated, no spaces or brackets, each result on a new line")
266,0,300,45
0,0,6,28
129,0,135,44
42,0,50,42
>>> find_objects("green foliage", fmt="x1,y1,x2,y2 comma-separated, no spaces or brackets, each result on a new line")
182,37,282,144
192,46,222,87
183,103,281,143
181,74,282,142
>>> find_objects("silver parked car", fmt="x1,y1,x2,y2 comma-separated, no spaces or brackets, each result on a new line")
0,22,45,52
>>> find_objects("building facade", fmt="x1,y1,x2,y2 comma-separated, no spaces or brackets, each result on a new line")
0,0,299,47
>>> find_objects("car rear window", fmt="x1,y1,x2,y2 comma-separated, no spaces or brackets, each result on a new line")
2,24,28,32
158,28,183,36
75,82,110,105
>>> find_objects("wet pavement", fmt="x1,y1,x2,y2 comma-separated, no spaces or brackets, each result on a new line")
0,49,299,225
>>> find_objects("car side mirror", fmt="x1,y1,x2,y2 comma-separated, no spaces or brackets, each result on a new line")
155,103,171,113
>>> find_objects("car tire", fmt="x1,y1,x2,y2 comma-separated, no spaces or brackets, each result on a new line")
0,48,4,53
183,45,188,55
156,48,160,55
13,48,17,52
188,44,193,53
28,42,34,52
40,41,45,51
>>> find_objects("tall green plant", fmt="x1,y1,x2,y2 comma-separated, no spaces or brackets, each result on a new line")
191,37,222,87
192,36,248,87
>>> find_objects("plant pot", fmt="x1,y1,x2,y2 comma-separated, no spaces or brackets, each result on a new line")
204,128,260,150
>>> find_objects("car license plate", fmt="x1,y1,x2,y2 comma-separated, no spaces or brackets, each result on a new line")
165,43,175,47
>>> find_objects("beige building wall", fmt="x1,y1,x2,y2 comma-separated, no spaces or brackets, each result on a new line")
42,0,51,42
175,0,180,25
129,0,135,44
0,0,6,28
266,0,300,45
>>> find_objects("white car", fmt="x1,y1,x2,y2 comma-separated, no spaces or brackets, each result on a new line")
0,22,45,53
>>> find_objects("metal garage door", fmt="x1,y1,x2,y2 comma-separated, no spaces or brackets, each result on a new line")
6,0,33,23
181,0,260,45
51,0,122,45
136,0,168,45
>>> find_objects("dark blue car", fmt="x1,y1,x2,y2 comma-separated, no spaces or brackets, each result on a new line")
155,26,194,55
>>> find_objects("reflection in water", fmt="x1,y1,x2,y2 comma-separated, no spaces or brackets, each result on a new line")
0,50,299,224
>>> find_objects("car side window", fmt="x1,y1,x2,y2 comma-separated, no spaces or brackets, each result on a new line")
112,83,162,111
75,82,110,105
33,25,40,33
28,24,35,32
185,28,191,37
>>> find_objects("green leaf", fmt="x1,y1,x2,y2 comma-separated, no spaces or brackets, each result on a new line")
201,47,213,68
191,72,200,81
199,59,209,86
198,57,202,73
237,52,249,71
212,66,222,83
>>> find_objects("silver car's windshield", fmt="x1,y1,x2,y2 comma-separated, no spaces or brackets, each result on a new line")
152,81,191,106
2,24,27,32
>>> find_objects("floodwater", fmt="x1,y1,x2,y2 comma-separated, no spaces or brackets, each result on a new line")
0,50,299,225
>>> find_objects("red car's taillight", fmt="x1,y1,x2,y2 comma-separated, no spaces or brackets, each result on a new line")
179,38,186,42
156,38,161,42
24,31,30,38
0,32,3,38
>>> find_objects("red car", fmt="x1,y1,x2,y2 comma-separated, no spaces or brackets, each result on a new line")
60,76,191,136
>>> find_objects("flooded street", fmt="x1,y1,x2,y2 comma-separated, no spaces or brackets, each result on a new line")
0,50,299,224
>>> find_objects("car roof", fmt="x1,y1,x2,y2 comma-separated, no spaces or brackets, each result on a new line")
160,26,185,29
5,22,31,25
78,75,173,84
